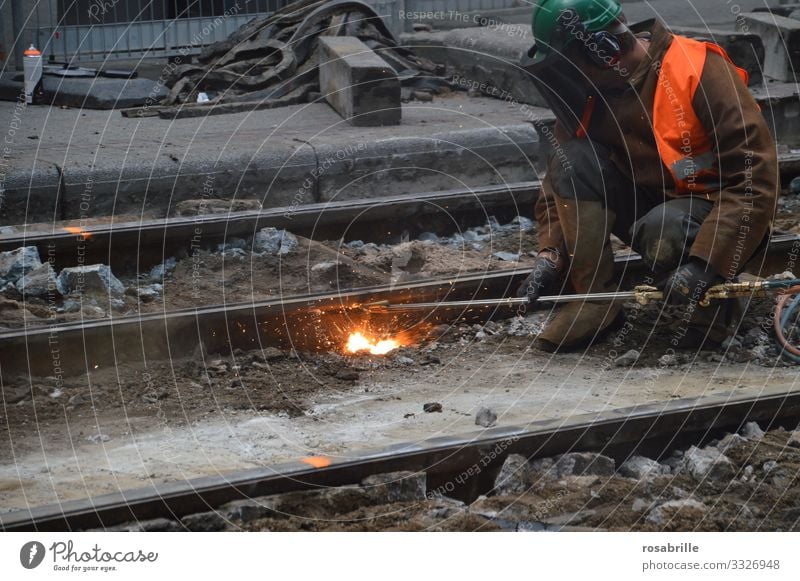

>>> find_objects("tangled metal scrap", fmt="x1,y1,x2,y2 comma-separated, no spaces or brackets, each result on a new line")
163,0,445,108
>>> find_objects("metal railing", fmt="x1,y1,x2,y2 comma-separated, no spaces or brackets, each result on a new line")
20,0,521,63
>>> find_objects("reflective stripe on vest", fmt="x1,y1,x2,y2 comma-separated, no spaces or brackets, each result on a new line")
653,35,748,194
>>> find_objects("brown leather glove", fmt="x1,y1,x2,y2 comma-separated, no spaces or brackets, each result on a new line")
659,259,722,305
516,249,564,304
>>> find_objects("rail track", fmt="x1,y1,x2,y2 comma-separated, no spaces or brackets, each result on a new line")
1,233,798,378
0,182,539,273
2,384,799,531
3,173,800,532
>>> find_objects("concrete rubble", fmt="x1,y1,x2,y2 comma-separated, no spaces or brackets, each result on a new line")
253,228,299,256
57,264,126,297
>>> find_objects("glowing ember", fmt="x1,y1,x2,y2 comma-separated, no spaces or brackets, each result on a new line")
64,226,91,239
346,331,401,355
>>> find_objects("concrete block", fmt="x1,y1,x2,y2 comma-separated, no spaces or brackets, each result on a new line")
739,13,800,81
669,26,765,85
318,36,401,127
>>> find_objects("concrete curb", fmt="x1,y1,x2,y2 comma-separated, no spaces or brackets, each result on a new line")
1,123,540,224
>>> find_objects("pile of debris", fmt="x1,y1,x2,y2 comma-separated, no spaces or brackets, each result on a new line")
158,0,444,116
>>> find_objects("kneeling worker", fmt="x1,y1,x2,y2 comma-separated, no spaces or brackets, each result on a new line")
517,0,778,352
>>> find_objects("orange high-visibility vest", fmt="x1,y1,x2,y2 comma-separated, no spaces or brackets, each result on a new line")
652,35,749,194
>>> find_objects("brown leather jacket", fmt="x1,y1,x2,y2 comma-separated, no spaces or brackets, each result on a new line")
534,19,778,278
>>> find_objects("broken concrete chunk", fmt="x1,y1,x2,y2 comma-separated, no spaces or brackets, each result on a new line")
787,430,800,448
493,454,532,496
311,261,339,274
180,510,228,531
0,246,42,283
614,349,640,367
253,227,298,256
127,283,162,303
512,215,534,231
57,264,125,297
646,498,708,526
102,517,183,532
475,406,498,428
619,456,671,480
149,257,177,282
87,433,111,444
15,262,58,297
493,251,520,262
554,452,615,478
740,421,765,441
680,446,736,481
361,471,427,503
220,499,274,523
716,433,748,453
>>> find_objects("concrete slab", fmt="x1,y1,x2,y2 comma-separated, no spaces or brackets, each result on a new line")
318,36,401,127
739,13,800,81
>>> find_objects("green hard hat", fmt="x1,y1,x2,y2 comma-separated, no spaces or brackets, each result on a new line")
530,0,623,65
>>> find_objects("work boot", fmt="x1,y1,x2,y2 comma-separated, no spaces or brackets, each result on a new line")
668,298,740,350
533,199,624,352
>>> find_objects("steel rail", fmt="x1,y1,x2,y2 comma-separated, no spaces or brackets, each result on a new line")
1,234,798,377
0,181,540,271
2,384,799,531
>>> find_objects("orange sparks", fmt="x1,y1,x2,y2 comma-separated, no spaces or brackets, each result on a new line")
345,331,401,355
64,226,91,240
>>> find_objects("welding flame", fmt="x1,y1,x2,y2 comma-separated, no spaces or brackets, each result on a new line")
346,331,401,355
